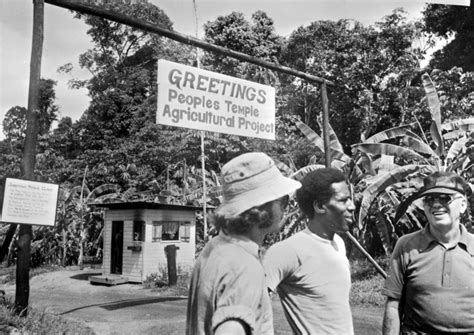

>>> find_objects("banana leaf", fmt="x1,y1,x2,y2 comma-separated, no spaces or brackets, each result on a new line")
86,184,121,202
295,120,350,163
375,208,393,256
442,118,474,131
422,73,445,157
353,143,429,163
403,137,437,156
274,158,294,177
295,120,324,152
378,154,395,174
363,124,421,143
89,193,122,204
443,129,469,140
317,116,344,152
446,137,469,161
356,152,376,176
358,164,435,229
120,187,138,202
290,164,326,181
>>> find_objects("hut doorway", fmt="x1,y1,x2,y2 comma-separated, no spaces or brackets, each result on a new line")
111,221,123,274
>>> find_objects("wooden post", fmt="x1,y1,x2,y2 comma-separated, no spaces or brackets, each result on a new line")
320,83,387,279
321,82,331,166
15,0,44,316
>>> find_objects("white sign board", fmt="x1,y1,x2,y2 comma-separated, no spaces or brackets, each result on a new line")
425,0,470,5
157,59,276,140
1,178,59,226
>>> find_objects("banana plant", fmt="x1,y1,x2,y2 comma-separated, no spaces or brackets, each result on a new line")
352,73,474,253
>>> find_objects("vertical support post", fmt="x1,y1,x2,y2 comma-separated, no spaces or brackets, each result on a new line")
164,244,179,286
16,0,44,316
193,0,207,241
201,131,207,241
320,85,387,279
321,82,331,167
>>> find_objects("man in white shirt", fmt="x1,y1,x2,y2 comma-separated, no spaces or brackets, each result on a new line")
264,168,355,334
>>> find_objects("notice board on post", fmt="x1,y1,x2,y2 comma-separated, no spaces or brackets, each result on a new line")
1,178,59,226
157,59,276,140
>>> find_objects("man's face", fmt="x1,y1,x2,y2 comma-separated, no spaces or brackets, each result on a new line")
423,192,467,230
321,181,355,233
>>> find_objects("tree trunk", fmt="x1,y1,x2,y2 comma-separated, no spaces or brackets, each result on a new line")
15,0,44,316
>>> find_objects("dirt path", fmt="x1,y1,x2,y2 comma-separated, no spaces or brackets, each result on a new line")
2,268,383,334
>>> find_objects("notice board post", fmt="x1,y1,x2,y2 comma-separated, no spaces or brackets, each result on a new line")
15,0,45,316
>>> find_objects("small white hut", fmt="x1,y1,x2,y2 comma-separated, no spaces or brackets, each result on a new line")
90,201,200,284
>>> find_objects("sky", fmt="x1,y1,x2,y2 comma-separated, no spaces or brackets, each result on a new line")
0,0,466,140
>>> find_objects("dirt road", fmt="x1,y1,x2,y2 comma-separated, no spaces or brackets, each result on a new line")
3,268,382,334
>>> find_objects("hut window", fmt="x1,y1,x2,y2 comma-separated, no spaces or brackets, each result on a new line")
152,221,191,242
162,222,180,241
133,221,145,242
152,223,162,242
180,223,191,242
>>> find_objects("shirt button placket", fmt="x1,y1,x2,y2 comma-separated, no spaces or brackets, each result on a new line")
442,249,452,287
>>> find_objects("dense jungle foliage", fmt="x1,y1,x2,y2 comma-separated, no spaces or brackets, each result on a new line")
1,2,473,267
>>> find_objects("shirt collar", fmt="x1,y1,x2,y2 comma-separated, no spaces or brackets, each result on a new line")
458,224,474,255
219,231,260,259
419,224,474,255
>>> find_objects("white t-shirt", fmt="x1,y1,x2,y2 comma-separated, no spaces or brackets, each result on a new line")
263,228,353,335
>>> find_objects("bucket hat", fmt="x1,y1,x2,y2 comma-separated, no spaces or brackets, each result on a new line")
394,171,472,223
215,152,302,218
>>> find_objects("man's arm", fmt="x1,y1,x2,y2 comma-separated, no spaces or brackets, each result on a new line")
383,297,401,335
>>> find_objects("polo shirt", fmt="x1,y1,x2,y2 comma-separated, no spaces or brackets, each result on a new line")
186,232,273,335
382,224,474,333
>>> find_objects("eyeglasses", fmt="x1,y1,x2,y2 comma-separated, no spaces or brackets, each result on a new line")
422,194,457,207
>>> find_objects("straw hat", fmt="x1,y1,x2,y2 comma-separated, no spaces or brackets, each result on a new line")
215,152,302,218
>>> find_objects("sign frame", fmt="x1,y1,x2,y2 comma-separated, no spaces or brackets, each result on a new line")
157,59,276,140
1,178,59,226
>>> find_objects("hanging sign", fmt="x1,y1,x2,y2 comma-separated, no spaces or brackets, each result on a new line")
157,59,276,140
425,0,470,5
1,178,59,226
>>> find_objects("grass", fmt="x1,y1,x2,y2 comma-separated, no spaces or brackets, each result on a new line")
349,256,389,307
0,299,95,334
0,265,60,285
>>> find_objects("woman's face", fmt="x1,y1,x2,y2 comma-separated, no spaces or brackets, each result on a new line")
268,195,290,233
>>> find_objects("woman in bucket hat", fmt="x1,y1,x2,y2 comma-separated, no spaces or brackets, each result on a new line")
186,152,301,335
383,171,474,334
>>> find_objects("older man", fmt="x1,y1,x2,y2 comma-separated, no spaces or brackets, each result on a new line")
263,168,356,334
186,152,301,335
383,171,474,334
